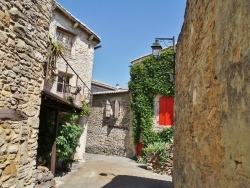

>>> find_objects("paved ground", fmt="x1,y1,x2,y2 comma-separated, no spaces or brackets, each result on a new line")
55,153,172,188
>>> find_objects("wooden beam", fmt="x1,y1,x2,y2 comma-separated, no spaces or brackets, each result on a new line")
44,54,50,91
0,108,26,121
72,22,78,29
50,109,59,175
88,34,94,41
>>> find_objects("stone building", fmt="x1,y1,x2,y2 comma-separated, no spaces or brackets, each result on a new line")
44,2,101,103
0,0,53,187
38,1,101,173
173,0,250,187
86,81,135,158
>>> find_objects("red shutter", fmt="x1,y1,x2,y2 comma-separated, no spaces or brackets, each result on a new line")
159,96,174,126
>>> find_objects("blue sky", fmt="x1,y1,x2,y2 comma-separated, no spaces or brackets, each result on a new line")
57,0,187,88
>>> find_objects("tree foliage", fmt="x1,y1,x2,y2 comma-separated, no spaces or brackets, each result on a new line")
128,48,174,146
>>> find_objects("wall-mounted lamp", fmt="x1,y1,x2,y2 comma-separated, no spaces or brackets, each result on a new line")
151,41,163,58
151,36,175,58
151,36,176,82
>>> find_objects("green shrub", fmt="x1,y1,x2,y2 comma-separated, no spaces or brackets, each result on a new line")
136,127,173,169
143,142,168,164
142,126,174,146
158,126,174,143
56,112,83,161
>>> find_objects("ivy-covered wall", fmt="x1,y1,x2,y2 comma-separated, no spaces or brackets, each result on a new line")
129,48,174,146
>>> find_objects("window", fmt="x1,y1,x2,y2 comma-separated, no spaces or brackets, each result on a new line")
105,100,120,118
56,28,74,55
57,73,71,93
159,96,174,126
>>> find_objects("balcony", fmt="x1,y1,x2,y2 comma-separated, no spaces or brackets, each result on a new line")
41,54,91,112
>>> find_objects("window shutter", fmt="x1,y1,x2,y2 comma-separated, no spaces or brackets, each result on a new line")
113,100,119,118
159,96,174,126
105,100,113,117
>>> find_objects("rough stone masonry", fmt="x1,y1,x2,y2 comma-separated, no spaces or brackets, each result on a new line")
174,0,250,187
0,0,52,187
86,92,135,158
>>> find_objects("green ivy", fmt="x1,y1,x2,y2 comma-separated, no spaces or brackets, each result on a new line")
128,48,174,146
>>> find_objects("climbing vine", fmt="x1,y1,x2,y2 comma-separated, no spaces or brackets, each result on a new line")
128,48,174,146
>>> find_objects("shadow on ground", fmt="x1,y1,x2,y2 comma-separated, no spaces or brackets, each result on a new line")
55,169,69,177
102,175,172,188
137,165,147,170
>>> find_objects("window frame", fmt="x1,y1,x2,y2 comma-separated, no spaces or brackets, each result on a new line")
56,72,73,93
56,27,75,56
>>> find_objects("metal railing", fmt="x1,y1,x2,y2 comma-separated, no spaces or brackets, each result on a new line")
43,54,93,107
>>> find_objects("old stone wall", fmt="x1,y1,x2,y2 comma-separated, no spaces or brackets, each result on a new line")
216,1,250,187
174,0,250,187
0,0,52,187
86,92,135,158
35,166,54,188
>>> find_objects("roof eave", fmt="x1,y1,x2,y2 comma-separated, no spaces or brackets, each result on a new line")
55,2,101,44
91,79,117,90
93,90,130,95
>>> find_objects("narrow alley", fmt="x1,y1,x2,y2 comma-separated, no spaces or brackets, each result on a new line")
55,153,172,188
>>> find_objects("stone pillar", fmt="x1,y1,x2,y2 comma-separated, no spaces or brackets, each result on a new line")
74,115,88,162
0,0,53,187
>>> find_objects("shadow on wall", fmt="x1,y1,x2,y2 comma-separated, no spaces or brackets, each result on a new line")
87,94,134,157
102,110,119,136
121,100,134,157
102,175,172,188
101,100,129,136
102,97,134,157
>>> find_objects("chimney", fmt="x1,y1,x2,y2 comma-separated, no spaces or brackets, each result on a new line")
116,84,121,90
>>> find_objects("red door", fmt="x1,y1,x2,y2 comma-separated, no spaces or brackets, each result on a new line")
136,142,144,157
159,96,174,125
